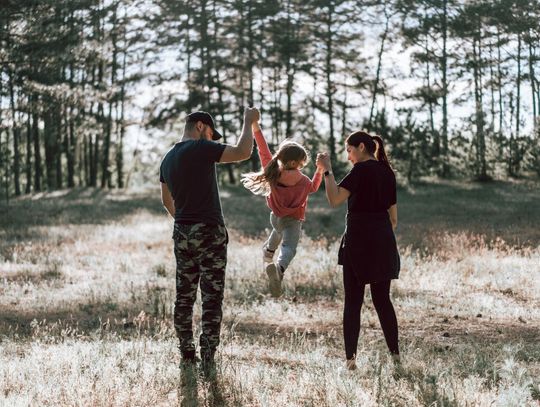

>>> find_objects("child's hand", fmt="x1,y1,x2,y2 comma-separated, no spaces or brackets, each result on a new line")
252,121,261,132
316,152,331,172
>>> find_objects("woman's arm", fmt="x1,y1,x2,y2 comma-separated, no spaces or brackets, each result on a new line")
388,204,398,230
316,153,350,207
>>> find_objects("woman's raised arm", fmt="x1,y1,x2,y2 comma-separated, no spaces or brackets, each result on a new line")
316,153,350,208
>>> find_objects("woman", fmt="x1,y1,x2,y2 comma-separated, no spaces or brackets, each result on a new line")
316,131,400,370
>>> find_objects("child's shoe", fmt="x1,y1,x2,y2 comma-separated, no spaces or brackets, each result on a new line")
265,262,284,297
262,246,275,263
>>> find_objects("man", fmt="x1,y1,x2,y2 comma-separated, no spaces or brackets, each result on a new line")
159,108,259,370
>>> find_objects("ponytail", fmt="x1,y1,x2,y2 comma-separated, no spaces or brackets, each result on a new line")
372,135,392,169
241,156,281,196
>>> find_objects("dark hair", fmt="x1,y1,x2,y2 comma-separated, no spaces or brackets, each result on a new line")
242,141,308,196
346,131,393,170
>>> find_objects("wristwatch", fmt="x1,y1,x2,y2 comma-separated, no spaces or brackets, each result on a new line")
324,170,332,177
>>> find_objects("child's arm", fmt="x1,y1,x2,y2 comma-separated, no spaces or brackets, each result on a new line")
308,160,324,193
309,169,323,193
252,122,273,168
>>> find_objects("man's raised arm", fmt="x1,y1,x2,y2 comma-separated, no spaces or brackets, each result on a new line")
219,107,259,163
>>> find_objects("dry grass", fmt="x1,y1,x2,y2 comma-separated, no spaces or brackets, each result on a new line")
0,182,539,406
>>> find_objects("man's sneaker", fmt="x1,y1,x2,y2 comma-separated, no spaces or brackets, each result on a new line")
180,349,197,366
266,262,284,297
262,246,275,263
200,350,217,380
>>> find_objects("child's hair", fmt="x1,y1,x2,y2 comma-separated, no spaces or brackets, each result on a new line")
242,141,308,196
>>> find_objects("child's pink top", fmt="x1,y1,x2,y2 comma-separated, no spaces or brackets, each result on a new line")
254,129,322,221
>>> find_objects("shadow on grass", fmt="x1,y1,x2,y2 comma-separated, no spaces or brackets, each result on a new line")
1,179,539,250
221,179,540,249
0,187,164,234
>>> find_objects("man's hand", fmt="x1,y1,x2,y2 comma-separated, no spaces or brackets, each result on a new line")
220,108,257,163
244,107,260,124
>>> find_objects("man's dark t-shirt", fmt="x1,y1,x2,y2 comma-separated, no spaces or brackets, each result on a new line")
160,139,226,225
338,160,397,213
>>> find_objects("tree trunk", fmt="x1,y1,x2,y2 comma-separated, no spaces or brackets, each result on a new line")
440,0,449,176
516,32,521,138
284,0,294,138
473,34,487,180
488,40,496,130
43,108,56,190
528,37,537,124
32,109,41,192
325,4,336,163
426,34,437,156
25,111,32,194
67,108,75,188
8,66,21,196
211,0,235,184
116,26,127,189
497,27,504,156
54,107,63,189
368,5,390,130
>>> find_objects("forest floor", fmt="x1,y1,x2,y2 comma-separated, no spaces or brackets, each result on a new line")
0,179,539,406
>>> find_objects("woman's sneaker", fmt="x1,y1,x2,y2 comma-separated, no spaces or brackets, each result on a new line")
265,262,283,297
346,358,357,371
262,246,275,263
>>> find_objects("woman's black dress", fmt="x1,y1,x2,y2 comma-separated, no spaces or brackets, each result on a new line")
337,160,400,284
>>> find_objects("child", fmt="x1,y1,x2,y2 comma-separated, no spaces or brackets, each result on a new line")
242,120,323,297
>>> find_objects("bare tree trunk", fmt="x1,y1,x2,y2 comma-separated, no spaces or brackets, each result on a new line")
528,37,537,123
25,111,32,194
67,106,75,187
54,107,63,189
488,38,496,131
497,27,504,156
324,3,336,163
368,5,390,130
516,32,521,138
473,34,487,180
32,107,41,192
440,0,449,176
284,0,295,138
84,134,90,186
8,65,21,196
425,33,437,156
116,26,127,189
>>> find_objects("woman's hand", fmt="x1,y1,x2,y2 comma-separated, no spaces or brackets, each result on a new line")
318,152,350,208
316,152,331,172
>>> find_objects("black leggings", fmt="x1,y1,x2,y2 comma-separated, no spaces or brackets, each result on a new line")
343,266,399,359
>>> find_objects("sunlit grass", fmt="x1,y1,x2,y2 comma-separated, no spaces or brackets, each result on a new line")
1,183,539,406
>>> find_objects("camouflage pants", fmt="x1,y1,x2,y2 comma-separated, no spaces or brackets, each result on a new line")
173,223,228,356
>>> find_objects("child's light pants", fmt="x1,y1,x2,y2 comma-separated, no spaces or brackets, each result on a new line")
264,212,302,272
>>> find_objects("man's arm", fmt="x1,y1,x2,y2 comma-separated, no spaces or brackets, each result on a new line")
219,107,259,163
160,182,175,217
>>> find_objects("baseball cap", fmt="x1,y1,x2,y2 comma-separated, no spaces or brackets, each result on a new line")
186,111,222,140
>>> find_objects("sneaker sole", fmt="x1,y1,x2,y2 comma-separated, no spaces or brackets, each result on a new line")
265,263,282,297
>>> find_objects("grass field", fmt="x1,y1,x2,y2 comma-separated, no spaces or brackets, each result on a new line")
0,179,539,406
